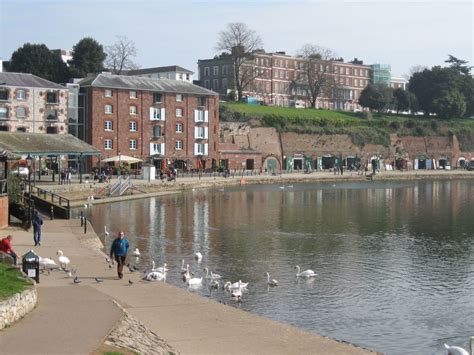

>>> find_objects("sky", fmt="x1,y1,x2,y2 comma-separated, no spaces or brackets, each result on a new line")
0,0,472,77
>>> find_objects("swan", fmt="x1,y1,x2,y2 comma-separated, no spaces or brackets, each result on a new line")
142,260,156,276
155,263,168,273
224,280,248,290
194,252,203,262
444,344,469,355
182,264,191,281
39,256,57,270
187,276,202,286
266,272,278,286
144,271,166,281
204,268,222,280
180,259,187,273
104,226,109,239
132,248,140,257
295,265,317,278
209,279,220,289
231,288,242,298
56,250,70,270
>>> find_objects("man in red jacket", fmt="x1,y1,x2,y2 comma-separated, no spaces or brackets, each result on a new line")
0,235,18,265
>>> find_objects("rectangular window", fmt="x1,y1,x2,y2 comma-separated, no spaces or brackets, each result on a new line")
175,140,183,150
153,93,162,103
105,89,112,97
105,105,113,114
204,80,210,89
129,121,137,131
198,97,207,106
213,66,219,75
46,108,57,120
222,65,228,75
104,121,112,131
213,79,219,90
355,69,359,76
195,126,205,138
204,67,210,76
130,90,137,99
176,123,183,133
16,89,26,100
176,108,183,117
0,89,9,101
153,125,161,137
129,139,137,150
222,78,228,89
151,108,160,120
176,94,183,102
16,107,26,118
0,107,8,119
274,71,278,78
104,139,112,150
46,92,58,104
130,105,137,115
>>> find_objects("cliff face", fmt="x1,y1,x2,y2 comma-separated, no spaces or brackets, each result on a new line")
220,122,473,167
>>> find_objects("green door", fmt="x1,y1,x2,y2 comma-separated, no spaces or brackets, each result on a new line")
267,158,277,172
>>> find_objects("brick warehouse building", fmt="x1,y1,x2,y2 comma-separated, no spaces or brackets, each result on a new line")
78,73,219,172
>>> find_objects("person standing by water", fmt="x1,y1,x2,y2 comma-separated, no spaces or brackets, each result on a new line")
32,211,43,246
110,231,129,279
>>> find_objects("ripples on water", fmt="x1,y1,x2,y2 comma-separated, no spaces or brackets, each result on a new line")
85,179,474,355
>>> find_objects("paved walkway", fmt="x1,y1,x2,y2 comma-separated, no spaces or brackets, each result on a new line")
1,220,377,354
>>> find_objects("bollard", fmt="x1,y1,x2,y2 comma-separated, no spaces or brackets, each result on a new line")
50,206,54,220
84,217,87,234
80,211,84,226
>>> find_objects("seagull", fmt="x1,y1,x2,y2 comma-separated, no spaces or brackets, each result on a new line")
95,277,103,283
194,252,203,262
73,276,81,284
128,279,134,285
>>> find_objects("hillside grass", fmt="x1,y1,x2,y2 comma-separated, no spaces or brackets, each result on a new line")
220,103,474,150
0,262,31,300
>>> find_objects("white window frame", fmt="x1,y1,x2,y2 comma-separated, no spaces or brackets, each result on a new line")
16,89,26,101
105,89,112,98
129,90,137,99
176,108,183,117
213,66,219,75
104,120,113,131
204,80,210,89
105,104,113,114
222,78,228,89
129,139,137,150
130,105,137,115
104,139,113,150
0,107,7,119
175,140,183,150
16,107,26,118
204,67,210,76
129,121,137,132
176,94,183,102
213,79,219,90
176,123,183,133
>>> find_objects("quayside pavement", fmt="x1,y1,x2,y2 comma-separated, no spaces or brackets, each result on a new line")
0,219,377,355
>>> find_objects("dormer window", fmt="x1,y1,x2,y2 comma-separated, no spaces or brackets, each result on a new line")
46,92,58,104
0,89,9,101
153,93,162,103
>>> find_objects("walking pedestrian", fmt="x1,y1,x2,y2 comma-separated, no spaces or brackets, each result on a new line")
110,231,129,279
32,210,43,246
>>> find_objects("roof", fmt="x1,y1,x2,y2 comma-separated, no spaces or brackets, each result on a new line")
0,132,100,156
0,72,66,90
79,73,217,96
127,65,194,75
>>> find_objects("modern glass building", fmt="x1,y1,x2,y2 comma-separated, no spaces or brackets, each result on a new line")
370,64,391,86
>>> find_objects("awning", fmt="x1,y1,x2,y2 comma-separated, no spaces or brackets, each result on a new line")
101,155,142,163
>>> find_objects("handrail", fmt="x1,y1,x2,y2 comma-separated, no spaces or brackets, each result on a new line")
33,186,71,210
109,176,123,196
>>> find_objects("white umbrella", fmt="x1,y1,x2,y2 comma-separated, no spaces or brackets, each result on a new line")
101,155,142,163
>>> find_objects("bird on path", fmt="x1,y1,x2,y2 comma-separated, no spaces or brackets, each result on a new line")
95,277,103,283
128,279,134,285
73,276,81,284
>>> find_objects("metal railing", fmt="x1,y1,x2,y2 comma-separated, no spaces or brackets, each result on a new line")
34,186,71,210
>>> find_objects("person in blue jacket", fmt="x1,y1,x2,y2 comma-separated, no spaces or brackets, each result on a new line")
32,210,43,246
110,231,129,279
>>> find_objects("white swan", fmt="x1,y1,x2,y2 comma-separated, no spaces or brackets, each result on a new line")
194,252,203,262
204,268,222,280
266,272,278,286
224,280,248,290
104,226,109,239
155,263,168,273
444,343,469,355
39,256,57,270
183,264,191,281
142,260,156,276
295,265,317,278
56,250,70,270
132,248,140,257
187,276,202,286
231,288,242,298
144,270,166,281
209,279,220,289
180,259,187,273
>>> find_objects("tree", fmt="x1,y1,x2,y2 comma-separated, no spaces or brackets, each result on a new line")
292,44,338,108
105,36,139,74
8,43,70,83
393,88,410,114
445,55,472,76
358,84,393,113
69,37,106,78
216,22,263,101
432,90,466,119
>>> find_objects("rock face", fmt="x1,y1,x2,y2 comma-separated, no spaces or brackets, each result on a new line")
0,286,37,330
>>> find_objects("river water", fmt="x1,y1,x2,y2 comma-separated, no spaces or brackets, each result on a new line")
83,179,474,354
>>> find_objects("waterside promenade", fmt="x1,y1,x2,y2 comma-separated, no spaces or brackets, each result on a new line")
0,219,377,354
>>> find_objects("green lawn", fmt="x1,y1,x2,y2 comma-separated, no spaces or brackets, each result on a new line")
0,262,31,300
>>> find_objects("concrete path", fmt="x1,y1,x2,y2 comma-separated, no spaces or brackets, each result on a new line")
1,219,376,355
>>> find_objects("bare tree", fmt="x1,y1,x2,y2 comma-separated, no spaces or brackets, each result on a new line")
105,36,139,74
216,23,264,101
404,64,428,80
292,44,338,108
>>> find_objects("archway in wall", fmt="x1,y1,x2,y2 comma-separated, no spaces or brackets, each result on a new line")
263,155,280,172
321,155,335,169
458,157,466,168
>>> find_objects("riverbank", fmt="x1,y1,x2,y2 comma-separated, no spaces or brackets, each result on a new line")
37,169,474,208
0,219,377,354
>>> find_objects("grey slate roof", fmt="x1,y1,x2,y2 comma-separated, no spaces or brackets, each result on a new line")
0,72,66,90
0,132,100,156
128,65,194,75
79,73,217,96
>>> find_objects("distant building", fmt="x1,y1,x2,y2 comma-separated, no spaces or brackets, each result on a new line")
391,76,408,90
370,64,391,86
78,73,219,171
197,50,372,110
51,49,73,65
0,72,68,134
127,65,194,83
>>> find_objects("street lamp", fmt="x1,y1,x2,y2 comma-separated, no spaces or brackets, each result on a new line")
26,155,33,228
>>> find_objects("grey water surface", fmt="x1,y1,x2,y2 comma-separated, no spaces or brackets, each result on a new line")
83,179,474,355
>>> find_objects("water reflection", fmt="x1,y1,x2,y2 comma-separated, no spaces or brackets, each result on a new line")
84,179,474,355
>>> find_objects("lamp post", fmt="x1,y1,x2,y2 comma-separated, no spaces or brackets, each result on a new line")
26,155,33,228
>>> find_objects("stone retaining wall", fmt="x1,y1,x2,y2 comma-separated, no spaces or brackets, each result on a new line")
0,286,37,330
